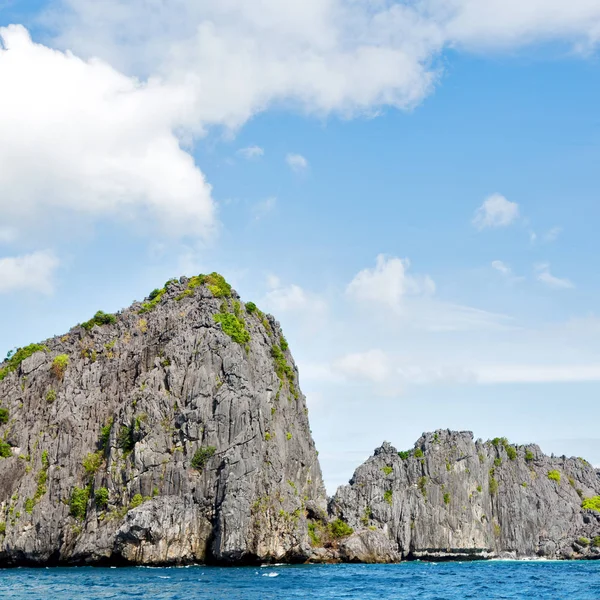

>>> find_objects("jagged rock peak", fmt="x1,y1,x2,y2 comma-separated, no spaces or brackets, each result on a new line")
331,429,600,562
0,272,327,566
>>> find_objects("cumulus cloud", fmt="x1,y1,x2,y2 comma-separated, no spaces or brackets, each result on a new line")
286,153,308,172
0,25,215,239
48,1,600,125
472,194,520,230
346,254,435,310
0,250,59,295
263,278,327,317
535,263,574,289
238,145,264,159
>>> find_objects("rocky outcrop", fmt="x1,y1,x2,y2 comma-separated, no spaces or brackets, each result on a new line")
2,274,599,566
0,274,326,566
329,431,600,561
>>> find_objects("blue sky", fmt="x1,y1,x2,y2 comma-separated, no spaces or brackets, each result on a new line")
1,0,600,491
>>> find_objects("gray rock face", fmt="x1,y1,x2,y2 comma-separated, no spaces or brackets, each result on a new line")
330,431,600,560
0,276,326,566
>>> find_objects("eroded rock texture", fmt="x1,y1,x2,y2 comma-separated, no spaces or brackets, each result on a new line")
0,276,326,565
330,431,600,561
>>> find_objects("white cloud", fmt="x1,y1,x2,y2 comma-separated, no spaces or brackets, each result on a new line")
535,263,574,289
475,364,600,384
472,194,520,230
346,254,435,310
0,25,215,239
0,250,59,295
252,196,277,220
238,145,264,159
263,279,327,316
440,0,600,51
333,350,390,383
48,1,600,129
286,153,308,172
492,260,512,276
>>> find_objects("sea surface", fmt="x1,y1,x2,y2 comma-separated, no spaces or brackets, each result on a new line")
1,561,599,599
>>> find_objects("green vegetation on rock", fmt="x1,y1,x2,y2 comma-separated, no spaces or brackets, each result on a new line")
382,466,393,476
129,493,144,509
99,418,113,451
69,486,91,520
489,476,499,495
418,476,427,498
443,492,451,505
83,451,103,477
0,440,12,459
81,311,117,331
330,518,354,538
384,490,393,505
191,446,216,471
117,424,135,454
95,487,109,509
398,450,411,460
213,311,250,345
414,448,423,458
0,344,47,381
0,408,8,424
52,354,69,379
271,343,298,399
582,496,600,512
547,470,561,483
578,537,590,546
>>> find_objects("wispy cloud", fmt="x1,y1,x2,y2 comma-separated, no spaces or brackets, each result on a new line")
237,145,264,159
286,153,308,172
472,194,520,230
535,263,574,289
492,260,512,276
543,227,562,243
251,196,277,220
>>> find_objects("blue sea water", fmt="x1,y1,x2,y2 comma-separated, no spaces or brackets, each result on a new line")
1,562,599,599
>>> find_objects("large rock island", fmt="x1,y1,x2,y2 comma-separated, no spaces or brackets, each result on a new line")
0,274,326,565
0,273,599,565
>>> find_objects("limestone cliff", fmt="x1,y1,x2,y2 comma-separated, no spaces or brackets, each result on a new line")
0,274,326,566
329,430,600,561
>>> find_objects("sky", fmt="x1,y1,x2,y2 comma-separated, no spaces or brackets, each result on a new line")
1,0,600,493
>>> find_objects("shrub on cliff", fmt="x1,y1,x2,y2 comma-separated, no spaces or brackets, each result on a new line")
191,446,216,471
330,518,353,539
52,354,69,379
81,311,117,331
70,486,90,520
547,470,561,483
0,441,12,458
582,496,600,512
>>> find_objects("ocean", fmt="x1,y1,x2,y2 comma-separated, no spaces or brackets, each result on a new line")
0,561,599,599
